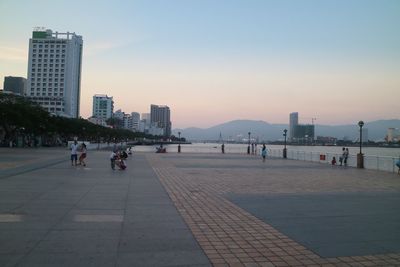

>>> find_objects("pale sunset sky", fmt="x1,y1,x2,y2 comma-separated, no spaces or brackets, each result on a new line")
0,0,399,128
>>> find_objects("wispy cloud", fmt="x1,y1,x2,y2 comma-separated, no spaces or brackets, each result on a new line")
0,46,27,61
84,41,126,57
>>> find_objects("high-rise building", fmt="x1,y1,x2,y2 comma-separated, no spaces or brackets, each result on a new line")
150,104,171,137
92,94,114,120
289,112,298,140
3,76,27,95
26,28,83,118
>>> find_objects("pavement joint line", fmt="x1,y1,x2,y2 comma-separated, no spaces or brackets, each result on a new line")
146,153,400,266
0,214,24,222
0,156,67,179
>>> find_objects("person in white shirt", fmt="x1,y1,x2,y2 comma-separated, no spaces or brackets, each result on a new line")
70,140,79,166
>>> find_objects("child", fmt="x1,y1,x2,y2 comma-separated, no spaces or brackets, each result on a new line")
115,152,126,170
78,143,87,166
331,156,337,165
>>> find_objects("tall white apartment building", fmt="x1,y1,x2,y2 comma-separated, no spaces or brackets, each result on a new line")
26,28,83,118
92,94,114,120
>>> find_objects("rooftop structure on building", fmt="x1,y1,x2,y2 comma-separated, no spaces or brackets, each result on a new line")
26,28,83,118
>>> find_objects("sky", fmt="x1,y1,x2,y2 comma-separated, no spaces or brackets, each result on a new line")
0,0,399,128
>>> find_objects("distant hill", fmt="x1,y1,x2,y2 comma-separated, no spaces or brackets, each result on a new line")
172,119,400,141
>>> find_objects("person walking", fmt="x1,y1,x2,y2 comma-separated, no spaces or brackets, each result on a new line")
70,140,79,166
344,148,349,166
78,142,87,166
261,144,267,162
339,147,345,166
221,143,225,154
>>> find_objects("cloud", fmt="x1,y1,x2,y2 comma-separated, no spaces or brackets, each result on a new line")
84,41,126,57
0,46,27,61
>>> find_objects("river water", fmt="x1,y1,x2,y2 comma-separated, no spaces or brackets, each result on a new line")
133,143,400,158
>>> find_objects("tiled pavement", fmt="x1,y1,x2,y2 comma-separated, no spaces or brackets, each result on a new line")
147,153,400,266
1,148,400,266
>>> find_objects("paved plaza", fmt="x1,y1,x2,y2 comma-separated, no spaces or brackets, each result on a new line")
1,148,400,266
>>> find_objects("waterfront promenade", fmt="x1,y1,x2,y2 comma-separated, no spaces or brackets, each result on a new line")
1,148,400,266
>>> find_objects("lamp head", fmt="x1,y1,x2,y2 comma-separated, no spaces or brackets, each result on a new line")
358,121,364,128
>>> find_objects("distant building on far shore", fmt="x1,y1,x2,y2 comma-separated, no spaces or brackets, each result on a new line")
289,112,315,143
289,112,298,141
387,128,400,142
150,104,171,137
3,76,27,95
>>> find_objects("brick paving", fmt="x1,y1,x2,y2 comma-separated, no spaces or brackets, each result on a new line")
147,153,400,267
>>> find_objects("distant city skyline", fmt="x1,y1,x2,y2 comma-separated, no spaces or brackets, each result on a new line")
1,0,399,128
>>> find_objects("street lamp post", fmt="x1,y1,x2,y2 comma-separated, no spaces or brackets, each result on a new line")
247,132,251,154
357,121,364,168
283,129,288,159
178,131,181,153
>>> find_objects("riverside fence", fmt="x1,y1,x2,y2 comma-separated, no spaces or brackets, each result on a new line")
132,144,399,174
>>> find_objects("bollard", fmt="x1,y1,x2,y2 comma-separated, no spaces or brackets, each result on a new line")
357,153,364,168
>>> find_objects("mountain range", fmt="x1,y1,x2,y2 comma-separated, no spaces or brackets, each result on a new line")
172,119,400,142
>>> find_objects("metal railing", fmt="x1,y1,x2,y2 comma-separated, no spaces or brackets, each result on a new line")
268,148,399,174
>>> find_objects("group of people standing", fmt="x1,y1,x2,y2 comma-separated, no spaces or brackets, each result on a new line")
331,147,350,166
70,140,87,166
